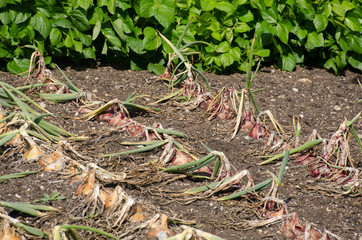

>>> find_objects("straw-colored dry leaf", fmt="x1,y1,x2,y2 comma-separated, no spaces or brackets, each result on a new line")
43,158,66,172
0,221,21,240
147,214,174,239
77,170,96,196
0,112,6,135
39,150,62,166
129,204,146,223
104,188,118,208
23,144,42,160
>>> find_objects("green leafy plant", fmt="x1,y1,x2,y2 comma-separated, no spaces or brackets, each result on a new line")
0,0,360,74
34,192,65,203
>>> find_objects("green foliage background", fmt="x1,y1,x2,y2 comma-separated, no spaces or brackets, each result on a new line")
0,0,361,75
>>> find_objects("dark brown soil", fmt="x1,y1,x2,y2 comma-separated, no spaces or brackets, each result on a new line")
0,63,361,240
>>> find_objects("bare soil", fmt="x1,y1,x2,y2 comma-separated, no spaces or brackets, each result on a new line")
0,63,361,240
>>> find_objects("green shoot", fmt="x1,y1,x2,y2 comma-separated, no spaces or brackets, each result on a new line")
0,170,39,183
0,201,57,217
54,225,119,240
277,150,290,186
34,192,65,203
103,140,168,158
219,178,273,201
260,139,323,165
0,213,46,237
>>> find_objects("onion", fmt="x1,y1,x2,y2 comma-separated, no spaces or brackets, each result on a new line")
109,113,129,127
127,123,145,138
248,123,267,139
42,81,58,92
217,106,233,120
309,164,330,177
97,112,114,122
295,154,316,165
240,118,254,131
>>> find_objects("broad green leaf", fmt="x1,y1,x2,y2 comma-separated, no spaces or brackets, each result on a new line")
348,54,362,71
92,20,101,40
234,22,251,33
0,10,10,24
73,40,83,53
74,0,93,10
79,33,92,46
147,62,165,75
348,36,362,54
261,10,277,24
266,23,277,35
281,53,296,71
220,52,234,67
89,7,104,25
324,58,337,74
200,0,215,11
122,15,134,33
101,40,107,54
7,58,30,75
296,28,308,40
236,0,247,4
101,28,123,48
291,48,304,63
224,29,232,43
83,47,96,59
235,37,249,49
332,3,345,18
64,30,73,48
305,32,324,50
230,47,241,60
30,12,51,38
14,11,30,24
49,28,62,46
106,0,116,14
254,49,270,57
52,18,73,29
211,31,224,41
337,37,348,52
296,0,312,9
344,17,360,32
341,1,355,11
175,25,195,43
128,37,145,54
70,10,91,32
313,14,327,32
216,41,229,53
112,18,125,40
9,22,18,37
0,0,7,8
0,48,10,58
140,0,175,28
36,8,51,18
238,10,254,22
143,26,158,50
336,51,347,70
276,23,288,44
214,2,233,12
